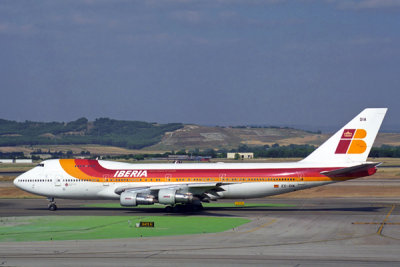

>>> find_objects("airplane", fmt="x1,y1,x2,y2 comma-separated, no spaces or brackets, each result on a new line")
14,108,387,212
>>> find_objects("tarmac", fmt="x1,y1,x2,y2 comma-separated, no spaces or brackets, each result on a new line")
0,196,400,266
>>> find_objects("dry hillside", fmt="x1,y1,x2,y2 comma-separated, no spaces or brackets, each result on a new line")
146,126,400,151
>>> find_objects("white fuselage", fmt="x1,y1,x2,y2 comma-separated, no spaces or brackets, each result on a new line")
14,159,353,200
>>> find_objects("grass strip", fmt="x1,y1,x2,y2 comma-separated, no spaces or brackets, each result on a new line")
0,216,250,242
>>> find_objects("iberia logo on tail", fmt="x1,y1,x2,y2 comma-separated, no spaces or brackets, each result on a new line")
335,129,367,154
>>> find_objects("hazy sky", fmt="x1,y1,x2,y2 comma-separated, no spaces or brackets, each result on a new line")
0,0,399,131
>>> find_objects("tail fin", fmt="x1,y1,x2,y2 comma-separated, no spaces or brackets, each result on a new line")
301,108,387,164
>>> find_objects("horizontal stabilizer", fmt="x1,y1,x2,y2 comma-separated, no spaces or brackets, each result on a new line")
320,163,380,178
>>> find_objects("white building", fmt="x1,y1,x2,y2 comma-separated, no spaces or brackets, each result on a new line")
0,159,33,164
227,152,254,159
15,159,33,164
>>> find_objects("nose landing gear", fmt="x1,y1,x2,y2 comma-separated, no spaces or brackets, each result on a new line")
47,197,57,211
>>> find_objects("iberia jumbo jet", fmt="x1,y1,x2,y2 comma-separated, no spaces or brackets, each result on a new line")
14,108,387,211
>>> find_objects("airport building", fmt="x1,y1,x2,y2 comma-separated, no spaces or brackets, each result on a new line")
0,159,33,164
227,152,254,159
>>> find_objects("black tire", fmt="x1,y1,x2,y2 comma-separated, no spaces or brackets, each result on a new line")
49,204,57,211
197,204,204,210
192,204,204,211
173,205,181,212
165,206,173,213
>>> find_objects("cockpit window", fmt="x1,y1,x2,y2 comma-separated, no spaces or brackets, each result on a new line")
36,163,44,167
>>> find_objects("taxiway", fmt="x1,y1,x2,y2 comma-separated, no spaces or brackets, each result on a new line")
0,197,399,266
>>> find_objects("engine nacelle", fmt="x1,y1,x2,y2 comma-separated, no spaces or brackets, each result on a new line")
120,191,155,207
158,188,193,205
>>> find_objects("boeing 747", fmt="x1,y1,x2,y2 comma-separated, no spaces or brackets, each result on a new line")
14,108,387,211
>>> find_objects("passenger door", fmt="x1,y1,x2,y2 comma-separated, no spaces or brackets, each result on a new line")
54,175,62,187
103,174,110,186
297,171,305,187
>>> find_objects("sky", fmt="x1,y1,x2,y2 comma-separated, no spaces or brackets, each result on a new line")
0,0,399,131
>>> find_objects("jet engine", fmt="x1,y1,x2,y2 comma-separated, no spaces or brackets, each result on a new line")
120,189,193,206
120,191,155,206
158,188,193,205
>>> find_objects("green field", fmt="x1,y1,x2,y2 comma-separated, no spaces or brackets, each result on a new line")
0,216,250,242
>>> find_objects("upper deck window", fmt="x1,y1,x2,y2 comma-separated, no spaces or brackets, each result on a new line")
74,165,96,168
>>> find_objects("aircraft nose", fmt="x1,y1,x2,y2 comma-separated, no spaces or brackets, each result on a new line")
13,174,21,187
13,172,26,188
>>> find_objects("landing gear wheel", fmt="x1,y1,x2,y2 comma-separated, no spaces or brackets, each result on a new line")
47,197,57,211
193,204,204,211
48,203,57,211
173,205,181,212
165,206,173,213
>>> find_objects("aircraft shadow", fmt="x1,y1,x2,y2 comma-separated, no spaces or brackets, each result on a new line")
26,205,384,217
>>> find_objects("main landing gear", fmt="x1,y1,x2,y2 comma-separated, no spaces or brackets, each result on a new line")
47,197,57,211
165,203,204,213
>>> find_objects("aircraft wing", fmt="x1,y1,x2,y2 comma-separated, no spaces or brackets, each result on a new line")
320,162,380,178
114,182,231,196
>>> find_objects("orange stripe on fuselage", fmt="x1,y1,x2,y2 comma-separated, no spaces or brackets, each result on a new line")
60,159,94,180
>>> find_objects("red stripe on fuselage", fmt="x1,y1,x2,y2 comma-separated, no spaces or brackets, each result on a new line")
74,159,115,177
72,159,336,179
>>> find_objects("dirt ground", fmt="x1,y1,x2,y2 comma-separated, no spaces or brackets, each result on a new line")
272,183,400,198
0,187,40,199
